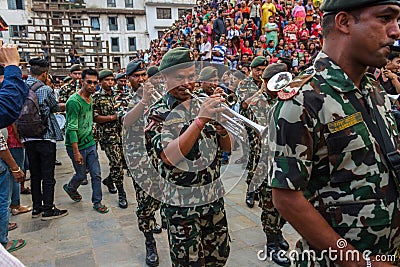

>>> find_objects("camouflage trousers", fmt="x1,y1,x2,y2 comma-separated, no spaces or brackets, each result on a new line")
245,133,261,187
258,182,286,235
102,142,125,186
130,168,161,233
167,209,230,267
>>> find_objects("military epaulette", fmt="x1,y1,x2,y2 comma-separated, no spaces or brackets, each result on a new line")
163,118,186,126
277,67,316,100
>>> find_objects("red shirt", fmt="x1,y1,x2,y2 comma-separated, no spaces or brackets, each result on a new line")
6,126,23,149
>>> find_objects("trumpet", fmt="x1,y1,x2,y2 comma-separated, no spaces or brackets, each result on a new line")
210,84,238,107
140,83,163,102
185,89,266,139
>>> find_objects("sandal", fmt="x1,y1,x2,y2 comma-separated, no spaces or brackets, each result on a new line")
93,203,109,214
8,222,17,231
6,239,26,253
63,184,82,202
20,187,31,195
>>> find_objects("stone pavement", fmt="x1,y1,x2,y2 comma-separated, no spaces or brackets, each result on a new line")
9,142,301,267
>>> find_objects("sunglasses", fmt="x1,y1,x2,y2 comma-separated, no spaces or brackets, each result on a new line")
85,80,99,85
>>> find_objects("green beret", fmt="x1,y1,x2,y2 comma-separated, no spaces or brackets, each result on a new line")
126,59,146,76
70,64,82,73
321,0,400,13
116,73,126,80
99,69,114,80
147,66,159,77
199,66,218,81
262,63,287,80
250,56,268,68
63,76,72,83
159,47,195,72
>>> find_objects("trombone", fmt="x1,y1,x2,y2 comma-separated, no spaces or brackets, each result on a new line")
185,89,266,139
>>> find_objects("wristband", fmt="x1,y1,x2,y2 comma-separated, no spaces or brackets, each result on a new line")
194,117,204,130
11,167,21,173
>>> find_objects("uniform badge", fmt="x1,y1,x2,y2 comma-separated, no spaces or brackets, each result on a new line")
327,112,364,133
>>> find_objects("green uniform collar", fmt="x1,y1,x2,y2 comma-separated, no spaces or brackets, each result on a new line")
315,52,371,93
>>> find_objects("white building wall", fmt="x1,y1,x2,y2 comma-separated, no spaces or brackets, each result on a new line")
145,0,196,40
85,0,148,67
0,0,31,43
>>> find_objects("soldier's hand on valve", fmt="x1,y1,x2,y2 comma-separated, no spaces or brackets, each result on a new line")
213,87,225,95
197,94,226,124
142,81,156,103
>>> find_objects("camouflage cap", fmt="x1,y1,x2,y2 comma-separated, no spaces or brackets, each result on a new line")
262,63,288,80
70,64,82,73
99,69,114,80
159,47,195,72
126,59,146,76
198,66,218,81
250,56,268,68
116,73,126,80
147,66,159,78
63,76,72,83
320,0,400,13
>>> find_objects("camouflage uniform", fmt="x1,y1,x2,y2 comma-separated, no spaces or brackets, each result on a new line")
268,52,400,265
145,93,230,267
243,91,287,236
124,89,161,234
114,86,133,120
59,80,80,105
92,89,124,186
238,77,262,186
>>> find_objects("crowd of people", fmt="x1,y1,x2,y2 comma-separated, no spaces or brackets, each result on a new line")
1,0,400,267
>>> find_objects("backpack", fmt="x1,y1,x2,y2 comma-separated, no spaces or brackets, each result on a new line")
16,81,49,138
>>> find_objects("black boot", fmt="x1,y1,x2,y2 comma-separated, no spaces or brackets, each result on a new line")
116,184,128,209
145,237,159,267
153,223,162,234
245,186,255,208
267,234,291,267
254,189,260,201
102,176,117,194
277,233,289,251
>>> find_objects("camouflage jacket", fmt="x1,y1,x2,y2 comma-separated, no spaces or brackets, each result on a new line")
114,86,132,119
144,92,224,218
93,88,122,145
59,80,80,104
237,76,262,101
123,89,146,159
245,91,276,126
268,52,400,258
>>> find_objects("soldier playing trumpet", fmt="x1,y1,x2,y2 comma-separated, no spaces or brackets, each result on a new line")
122,59,163,267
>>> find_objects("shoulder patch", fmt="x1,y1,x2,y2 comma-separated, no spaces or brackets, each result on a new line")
277,68,316,100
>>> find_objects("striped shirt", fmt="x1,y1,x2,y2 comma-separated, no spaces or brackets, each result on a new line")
211,45,227,65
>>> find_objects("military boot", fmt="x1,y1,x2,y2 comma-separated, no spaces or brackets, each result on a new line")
116,184,128,209
267,234,291,266
102,176,117,194
245,186,255,208
145,239,159,267
277,233,289,251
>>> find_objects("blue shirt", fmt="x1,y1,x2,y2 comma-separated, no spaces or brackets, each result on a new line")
0,66,29,128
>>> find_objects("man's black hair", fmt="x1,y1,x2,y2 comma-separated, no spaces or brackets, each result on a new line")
82,68,99,80
29,57,49,76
